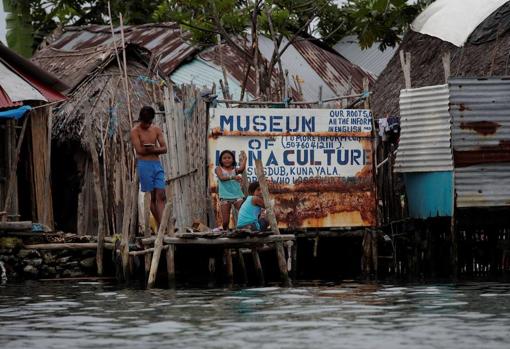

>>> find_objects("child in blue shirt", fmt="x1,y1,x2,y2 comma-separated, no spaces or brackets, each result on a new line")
236,181,269,231
215,150,246,229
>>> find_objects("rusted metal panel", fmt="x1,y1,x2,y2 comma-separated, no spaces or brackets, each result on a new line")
395,84,453,172
292,39,375,98
450,77,510,207
47,23,198,76
208,107,377,229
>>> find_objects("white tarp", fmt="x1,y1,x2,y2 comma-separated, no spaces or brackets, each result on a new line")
0,60,47,102
411,0,509,47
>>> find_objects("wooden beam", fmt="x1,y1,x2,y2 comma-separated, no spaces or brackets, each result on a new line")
147,201,173,289
166,244,176,288
23,242,114,250
88,132,106,276
141,234,295,247
3,116,28,218
252,249,264,285
0,221,32,231
399,50,412,89
442,51,451,84
254,159,290,286
224,248,234,285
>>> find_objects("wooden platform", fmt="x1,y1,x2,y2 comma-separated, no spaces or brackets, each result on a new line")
139,233,295,288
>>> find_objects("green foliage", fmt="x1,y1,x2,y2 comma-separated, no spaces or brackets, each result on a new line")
343,0,433,50
5,0,435,58
3,0,34,57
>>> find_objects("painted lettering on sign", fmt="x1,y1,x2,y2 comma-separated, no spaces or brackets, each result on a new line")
211,108,372,133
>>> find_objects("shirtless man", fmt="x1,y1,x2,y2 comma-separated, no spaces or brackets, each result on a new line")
130,106,167,226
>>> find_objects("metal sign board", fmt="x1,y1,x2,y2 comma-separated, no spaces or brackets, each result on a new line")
208,107,377,229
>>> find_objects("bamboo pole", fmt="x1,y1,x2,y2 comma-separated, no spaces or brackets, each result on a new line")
88,132,106,276
147,201,173,289
120,179,136,281
254,159,290,286
43,107,53,228
118,13,133,125
217,34,231,102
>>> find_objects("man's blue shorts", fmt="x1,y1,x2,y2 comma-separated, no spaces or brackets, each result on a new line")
136,160,165,192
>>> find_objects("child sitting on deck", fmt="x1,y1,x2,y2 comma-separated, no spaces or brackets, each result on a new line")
236,181,269,231
215,150,246,229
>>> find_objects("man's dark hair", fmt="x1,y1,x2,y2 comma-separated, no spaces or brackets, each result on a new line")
139,106,155,123
248,181,260,195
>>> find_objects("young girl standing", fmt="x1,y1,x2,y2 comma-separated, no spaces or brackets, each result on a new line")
215,150,247,229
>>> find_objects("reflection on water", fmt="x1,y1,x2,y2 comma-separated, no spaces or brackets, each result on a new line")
1,281,509,348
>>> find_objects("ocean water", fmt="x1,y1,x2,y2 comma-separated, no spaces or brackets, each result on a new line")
0,281,509,349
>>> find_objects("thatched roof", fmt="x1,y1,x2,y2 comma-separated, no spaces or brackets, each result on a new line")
372,2,510,117
33,44,159,146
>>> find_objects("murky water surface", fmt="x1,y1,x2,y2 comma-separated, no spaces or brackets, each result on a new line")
1,281,509,348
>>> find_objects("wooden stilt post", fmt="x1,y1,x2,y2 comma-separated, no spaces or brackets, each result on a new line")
88,132,106,276
371,230,378,279
291,241,298,279
254,159,290,286
399,51,412,89
450,210,458,280
237,249,248,285
361,230,373,277
147,201,173,289
225,248,234,286
120,179,135,281
252,249,265,285
143,192,152,282
166,244,176,288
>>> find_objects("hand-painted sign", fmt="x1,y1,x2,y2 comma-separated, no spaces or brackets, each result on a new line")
208,108,377,229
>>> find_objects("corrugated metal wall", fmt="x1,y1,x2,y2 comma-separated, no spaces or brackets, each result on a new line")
396,84,453,173
450,77,510,208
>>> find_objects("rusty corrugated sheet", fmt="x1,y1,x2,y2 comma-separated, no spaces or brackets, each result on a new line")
208,107,377,229
0,85,22,109
450,77,510,208
396,84,453,172
46,23,198,76
292,39,375,97
33,45,116,92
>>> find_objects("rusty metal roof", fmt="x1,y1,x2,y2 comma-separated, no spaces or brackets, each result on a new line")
0,43,66,108
33,45,116,92
46,23,198,76
450,77,510,208
292,38,375,98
